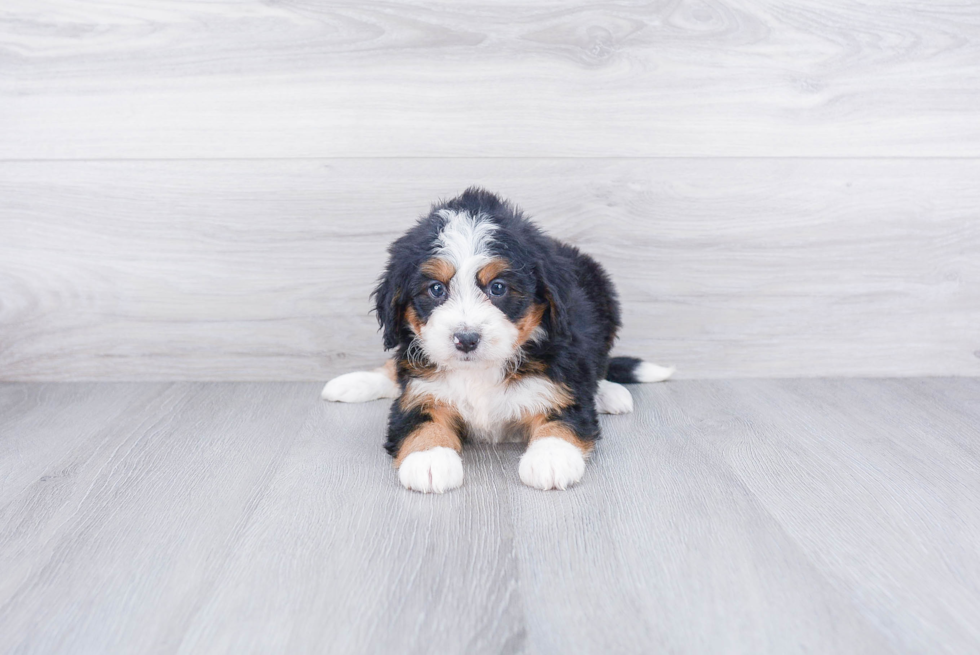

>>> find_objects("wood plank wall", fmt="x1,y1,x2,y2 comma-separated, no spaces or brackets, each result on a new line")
1,0,978,380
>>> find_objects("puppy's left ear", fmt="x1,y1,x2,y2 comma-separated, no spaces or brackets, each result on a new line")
372,264,406,351
536,260,571,340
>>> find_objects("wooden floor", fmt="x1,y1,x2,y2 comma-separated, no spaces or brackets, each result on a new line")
1,379,978,654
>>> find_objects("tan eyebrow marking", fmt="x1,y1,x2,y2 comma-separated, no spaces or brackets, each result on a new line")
420,258,456,284
477,258,509,287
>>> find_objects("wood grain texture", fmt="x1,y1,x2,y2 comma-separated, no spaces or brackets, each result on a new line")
2,0,979,158
2,158,979,381
1,379,979,653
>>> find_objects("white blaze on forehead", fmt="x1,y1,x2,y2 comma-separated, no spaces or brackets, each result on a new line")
434,209,496,272
418,209,517,366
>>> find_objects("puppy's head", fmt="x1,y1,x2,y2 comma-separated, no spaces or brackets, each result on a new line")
373,188,566,368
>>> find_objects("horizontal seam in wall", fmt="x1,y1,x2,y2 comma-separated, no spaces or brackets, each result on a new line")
2,156,980,163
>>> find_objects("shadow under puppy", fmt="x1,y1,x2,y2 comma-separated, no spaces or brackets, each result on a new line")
323,188,673,493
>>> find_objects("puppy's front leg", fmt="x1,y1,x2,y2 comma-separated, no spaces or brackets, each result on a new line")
321,360,399,403
387,401,464,494
518,415,595,491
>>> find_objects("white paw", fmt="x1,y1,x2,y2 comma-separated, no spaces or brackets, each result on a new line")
321,371,399,403
519,437,586,491
398,447,464,493
636,362,675,383
596,380,634,414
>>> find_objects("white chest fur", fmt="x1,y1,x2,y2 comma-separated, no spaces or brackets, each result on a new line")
406,366,567,443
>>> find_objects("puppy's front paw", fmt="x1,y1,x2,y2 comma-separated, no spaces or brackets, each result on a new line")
321,371,399,403
398,447,464,493
519,437,586,491
596,379,634,414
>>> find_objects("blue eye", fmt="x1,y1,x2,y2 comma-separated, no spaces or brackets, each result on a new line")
488,280,507,297
428,282,446,299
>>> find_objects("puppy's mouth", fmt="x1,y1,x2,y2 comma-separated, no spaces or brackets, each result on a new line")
447,345,499,366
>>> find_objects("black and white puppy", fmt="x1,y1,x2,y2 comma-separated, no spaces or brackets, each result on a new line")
322,188,673,493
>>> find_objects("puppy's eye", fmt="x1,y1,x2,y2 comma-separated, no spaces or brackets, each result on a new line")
428,282,446,299
488,280,508,297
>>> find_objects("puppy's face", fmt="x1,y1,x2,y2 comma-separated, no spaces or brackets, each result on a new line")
381,210,546,368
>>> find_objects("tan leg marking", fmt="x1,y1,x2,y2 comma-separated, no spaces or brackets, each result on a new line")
394,403,463,467
523,414,594,456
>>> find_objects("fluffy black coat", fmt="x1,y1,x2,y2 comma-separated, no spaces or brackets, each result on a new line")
374,187,642,456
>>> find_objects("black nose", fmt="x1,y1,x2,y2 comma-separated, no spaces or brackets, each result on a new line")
453,331,481,353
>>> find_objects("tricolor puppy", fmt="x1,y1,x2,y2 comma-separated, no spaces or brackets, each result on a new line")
322,188,673,493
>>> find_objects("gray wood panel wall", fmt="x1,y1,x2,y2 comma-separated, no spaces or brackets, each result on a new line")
1,0,979,380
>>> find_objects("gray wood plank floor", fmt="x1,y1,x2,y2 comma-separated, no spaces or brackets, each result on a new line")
1,379,978,654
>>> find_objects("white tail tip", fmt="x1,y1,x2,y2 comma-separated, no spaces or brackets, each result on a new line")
636,362,675,383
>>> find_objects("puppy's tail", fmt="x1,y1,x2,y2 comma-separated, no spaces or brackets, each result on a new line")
606,357,675,384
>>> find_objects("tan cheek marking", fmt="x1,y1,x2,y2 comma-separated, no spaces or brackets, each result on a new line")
404,305,423,335
523,415,594,455
515,303,546,346
477,258,509,287
420,258,456,284
394,403,463,466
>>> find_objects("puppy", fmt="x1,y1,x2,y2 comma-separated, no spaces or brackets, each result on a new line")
322,188,673,493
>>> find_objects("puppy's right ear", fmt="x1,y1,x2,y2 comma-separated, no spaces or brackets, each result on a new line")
372,264,405,351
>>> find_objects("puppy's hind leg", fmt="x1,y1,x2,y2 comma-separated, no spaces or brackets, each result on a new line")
321,360,400,403
595,380,634,414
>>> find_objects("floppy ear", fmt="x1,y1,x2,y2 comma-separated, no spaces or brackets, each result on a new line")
372,265,406,351
536,261,571,340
